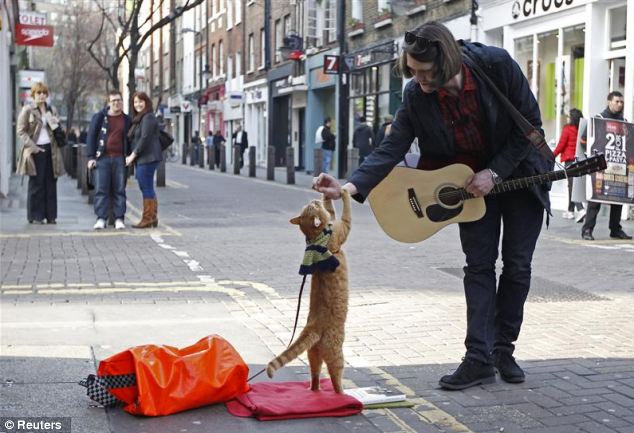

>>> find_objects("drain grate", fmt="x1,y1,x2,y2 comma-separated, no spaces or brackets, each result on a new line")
435,267,610,302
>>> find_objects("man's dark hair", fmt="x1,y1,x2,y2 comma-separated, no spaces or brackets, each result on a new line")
359,116,366,123
607,91,623,101
107,89,122,101
398,21,462,86
568,108,583,127
324,117,331,124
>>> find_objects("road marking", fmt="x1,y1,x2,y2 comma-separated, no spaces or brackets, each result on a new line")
542,234,634,252
367,366,474,433
166,179,189,189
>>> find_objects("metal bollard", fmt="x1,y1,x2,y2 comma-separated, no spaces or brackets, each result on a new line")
181,143,187,164
70,144,79,179
79,145,89,195
248,146,256,178
157,151,166,187
220,144,227,172
198,144,205,168
233,145,241,175
286,146,295,185
313,148,323,176
190,143,196,166
346,147,359,178
267,146,275,180
208,146,215,170
77,144,85,189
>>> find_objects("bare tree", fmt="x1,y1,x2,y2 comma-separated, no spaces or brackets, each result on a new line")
88,0,204,104
47,2,109,133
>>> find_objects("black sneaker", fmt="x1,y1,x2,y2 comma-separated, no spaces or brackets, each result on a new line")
582,230,594,241
439,358,496,390
610,230,632,240
494,352,525,383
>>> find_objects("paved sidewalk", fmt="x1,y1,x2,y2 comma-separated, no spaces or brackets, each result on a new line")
1,163,634,433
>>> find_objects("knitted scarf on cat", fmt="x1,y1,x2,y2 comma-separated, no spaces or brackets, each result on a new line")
299,224,340,275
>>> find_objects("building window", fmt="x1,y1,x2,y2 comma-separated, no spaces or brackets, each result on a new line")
227,54,233,80
248,34,254,72
608,5,627,49
274,19,281,63
226,0,233,28
218,40,224,76
325,0,336,43
211,44,217,77
260,28,265,68
236,51,242,77
284,14,291,35
235,0,242,24
377,0,390,12
352,0,363,21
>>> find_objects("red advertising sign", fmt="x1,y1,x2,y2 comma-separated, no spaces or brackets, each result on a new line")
15,23,54,47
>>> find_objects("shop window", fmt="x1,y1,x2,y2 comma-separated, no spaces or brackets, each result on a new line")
608,5,627,50
609,58,626,95
537,30,558,142
514,35,534,90
561,25,585,115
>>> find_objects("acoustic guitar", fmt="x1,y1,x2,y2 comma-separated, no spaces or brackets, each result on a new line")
367,154,607,243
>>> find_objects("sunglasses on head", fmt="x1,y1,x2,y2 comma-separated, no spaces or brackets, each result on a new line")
404,31,435,51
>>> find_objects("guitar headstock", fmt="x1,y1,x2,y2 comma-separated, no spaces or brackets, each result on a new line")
566,153,607,177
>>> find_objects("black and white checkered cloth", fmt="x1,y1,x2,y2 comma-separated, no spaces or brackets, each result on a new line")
78,373,136,407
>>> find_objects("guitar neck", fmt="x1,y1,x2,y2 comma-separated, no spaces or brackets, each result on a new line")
461,169,569,200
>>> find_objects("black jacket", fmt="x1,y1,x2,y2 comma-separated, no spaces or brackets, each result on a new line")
87,108,131,159
352,123,374,157
348,41,553,211
322,126,336,151
131,112,162,164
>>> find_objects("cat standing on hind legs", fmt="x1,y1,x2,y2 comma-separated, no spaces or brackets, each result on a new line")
266,189,352,393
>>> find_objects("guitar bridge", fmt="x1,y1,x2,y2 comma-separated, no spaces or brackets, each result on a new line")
408,188,424,219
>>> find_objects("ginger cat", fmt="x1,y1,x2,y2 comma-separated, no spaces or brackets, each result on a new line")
266,190,351,393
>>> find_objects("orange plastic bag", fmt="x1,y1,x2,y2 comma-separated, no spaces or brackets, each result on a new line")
93,335,249,416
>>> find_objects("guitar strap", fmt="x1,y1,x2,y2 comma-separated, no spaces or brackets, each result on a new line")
462,52,555,163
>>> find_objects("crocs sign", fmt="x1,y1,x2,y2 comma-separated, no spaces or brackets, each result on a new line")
16,23,54,47
511,0,575,20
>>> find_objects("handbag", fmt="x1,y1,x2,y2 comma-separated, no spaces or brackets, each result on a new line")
78,335,249,416
159,129,174,151
50,125,67,147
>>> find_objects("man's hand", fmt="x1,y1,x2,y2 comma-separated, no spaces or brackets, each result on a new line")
465,169,495,197
312,174,358,200
87,159,96,169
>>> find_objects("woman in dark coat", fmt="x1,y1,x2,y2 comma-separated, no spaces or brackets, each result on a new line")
126,92,163,228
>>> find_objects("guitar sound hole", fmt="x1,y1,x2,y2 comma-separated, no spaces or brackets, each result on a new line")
437,186,462,207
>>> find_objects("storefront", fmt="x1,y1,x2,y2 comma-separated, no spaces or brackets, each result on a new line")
268,63,294,167
347,40,401,146
244,78,268,166
306,51,337,173
223,75,244,164
480,0,633,211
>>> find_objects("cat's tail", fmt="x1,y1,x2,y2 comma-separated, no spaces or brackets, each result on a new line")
266,330,320,378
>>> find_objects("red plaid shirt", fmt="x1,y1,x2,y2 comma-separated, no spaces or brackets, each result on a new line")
420,65,488,171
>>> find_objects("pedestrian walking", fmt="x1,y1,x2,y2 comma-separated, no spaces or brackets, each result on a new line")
213,130,226,168
16,81,66,224
352,116,374,164
554,108,585,221
321,117,336,174
581,91,632,240
375,114,394,147
126,92,162,229
232,123,249,168
86,90,131,230
314,21,554,390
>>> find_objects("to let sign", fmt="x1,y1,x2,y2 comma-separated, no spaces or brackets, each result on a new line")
323,55,339,75
16,23,54,47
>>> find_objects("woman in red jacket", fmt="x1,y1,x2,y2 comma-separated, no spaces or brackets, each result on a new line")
553,108,584,220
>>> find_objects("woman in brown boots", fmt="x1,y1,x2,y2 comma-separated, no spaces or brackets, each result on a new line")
126,92,162,228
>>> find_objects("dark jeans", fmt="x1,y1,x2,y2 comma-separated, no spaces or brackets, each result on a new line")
27,144,57,222
582,202,623,234
135,161,159,199
94,156,127,220
458,189,544,364
564,161,584,212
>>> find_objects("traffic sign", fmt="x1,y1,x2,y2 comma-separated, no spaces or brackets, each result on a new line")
323,55,339,75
